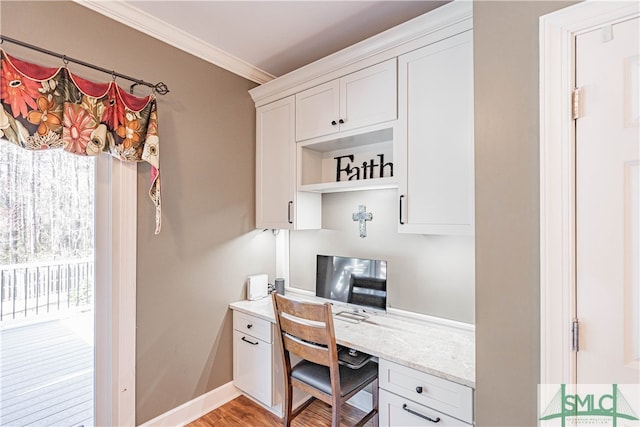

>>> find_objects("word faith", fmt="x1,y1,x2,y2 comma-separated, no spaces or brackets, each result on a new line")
334,154,393,182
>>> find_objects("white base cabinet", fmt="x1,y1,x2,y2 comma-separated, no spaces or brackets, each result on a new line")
379,389,471,427
379,359,473,426
233,311,278,406
232,309,310,415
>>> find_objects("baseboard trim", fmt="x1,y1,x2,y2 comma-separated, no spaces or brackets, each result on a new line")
140,381,241,427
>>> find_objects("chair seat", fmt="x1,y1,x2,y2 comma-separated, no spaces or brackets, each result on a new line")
291,359,378,398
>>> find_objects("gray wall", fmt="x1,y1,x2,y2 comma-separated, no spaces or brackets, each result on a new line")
290,189,475,324
474,2,576,426
0,1,275,424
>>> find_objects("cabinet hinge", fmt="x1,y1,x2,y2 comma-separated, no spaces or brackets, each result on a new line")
571,319,580,352
572,87,583,120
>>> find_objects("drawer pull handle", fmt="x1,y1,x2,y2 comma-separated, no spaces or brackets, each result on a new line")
416,386,423,394
247,324,253,329
241,336,259,346
402,404,440,423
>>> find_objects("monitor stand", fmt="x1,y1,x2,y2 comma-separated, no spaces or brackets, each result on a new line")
334,309,369,324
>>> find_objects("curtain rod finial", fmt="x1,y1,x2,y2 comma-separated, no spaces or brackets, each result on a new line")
154,82,169,95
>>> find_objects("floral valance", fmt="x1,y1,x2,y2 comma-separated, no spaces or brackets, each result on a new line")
0,49,161,234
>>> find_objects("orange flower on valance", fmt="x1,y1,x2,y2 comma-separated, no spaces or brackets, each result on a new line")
0,49,161,234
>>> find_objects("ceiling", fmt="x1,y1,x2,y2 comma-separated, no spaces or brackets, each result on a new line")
76,1,447,83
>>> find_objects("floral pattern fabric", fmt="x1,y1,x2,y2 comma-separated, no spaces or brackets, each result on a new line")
0,49,161,234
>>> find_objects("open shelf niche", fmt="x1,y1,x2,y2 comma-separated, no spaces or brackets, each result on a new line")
297,126,397,193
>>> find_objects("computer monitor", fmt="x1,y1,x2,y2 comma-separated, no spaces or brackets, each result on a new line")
315,254,387,312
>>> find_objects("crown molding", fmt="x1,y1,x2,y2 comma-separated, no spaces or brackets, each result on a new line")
249,0,472,106
249,0,473,106
73,0,275,85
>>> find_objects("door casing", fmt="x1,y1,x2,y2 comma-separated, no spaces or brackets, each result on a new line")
539,0,640,386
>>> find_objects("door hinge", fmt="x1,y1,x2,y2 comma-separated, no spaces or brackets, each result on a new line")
572,87,583,120
571,319,580,352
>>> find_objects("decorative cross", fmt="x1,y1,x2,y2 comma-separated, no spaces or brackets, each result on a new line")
352,205,373,238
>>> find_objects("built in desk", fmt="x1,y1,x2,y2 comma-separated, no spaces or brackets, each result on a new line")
230,296,475,426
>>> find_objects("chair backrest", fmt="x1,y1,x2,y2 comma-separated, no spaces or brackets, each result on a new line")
272,293,339,373
347,275,387,310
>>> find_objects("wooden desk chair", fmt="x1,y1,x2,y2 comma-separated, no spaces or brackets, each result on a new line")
272,293,379,427
347,275,387,311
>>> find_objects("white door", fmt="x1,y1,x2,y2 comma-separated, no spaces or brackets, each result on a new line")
575,17,640,384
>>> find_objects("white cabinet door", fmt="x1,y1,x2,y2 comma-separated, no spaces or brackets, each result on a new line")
340,59,397,133
397,30,474,235
295,59,397,142
256,96,321,229
233,330,273,406
295,80,340,141
378,359,473,423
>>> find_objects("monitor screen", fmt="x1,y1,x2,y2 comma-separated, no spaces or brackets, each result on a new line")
315,255,387,311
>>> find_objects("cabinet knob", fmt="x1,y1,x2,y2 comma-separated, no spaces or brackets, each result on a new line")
331,120,337,126
247,324,253,329
339,118,344,124
416,386,423,394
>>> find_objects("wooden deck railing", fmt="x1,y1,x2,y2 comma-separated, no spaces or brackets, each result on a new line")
0,258,94,322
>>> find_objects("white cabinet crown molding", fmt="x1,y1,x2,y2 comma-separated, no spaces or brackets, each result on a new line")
249,1,473,106
72,0,275,84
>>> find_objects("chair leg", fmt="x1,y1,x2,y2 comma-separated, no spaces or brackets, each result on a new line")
331,403,342,427
372,378,379,427
332,399,341,427
282,382,293,427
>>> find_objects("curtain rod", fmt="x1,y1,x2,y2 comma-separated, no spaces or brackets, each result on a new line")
0,35,170,95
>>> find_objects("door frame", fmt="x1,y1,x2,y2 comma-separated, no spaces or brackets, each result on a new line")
539,1,640,386
95,156,137,426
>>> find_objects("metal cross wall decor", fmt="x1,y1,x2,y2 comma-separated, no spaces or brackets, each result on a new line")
352,205,373,238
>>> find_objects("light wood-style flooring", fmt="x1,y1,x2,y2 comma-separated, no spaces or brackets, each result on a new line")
187,395,374,427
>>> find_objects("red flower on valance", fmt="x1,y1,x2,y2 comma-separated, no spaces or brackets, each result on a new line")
0,49,161,234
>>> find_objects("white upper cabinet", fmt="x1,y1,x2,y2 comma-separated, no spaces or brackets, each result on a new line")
256,96,321,230
397,30,474,235
295,59,397,141
249,1,473,234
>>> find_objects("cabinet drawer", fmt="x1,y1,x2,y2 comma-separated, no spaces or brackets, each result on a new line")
379,359,472,423
380,389,472,427
233,310,272,343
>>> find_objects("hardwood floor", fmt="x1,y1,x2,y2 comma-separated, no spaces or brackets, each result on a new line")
187,395,374,427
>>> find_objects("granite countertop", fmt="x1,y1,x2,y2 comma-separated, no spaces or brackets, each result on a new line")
229,296,475,389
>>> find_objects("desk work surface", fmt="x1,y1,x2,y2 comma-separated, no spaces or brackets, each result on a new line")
229,296,475,389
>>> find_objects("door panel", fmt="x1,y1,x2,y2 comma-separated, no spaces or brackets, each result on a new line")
575,17,640,383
